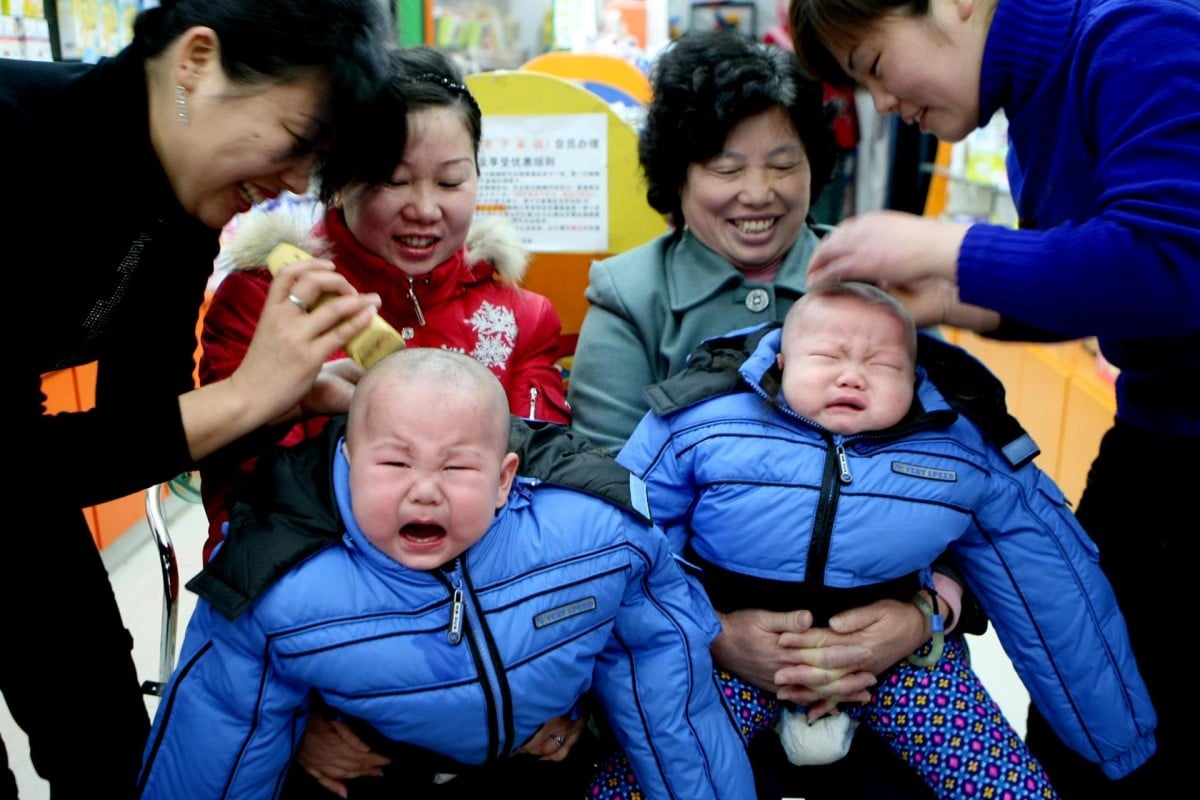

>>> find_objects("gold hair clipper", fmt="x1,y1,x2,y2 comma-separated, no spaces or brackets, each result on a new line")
266,242,405,370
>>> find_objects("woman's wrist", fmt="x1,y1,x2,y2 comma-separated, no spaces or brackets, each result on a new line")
929,572,961,633
906,593,946,668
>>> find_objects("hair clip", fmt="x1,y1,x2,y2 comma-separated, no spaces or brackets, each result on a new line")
406,72,481,116
409,73,470,95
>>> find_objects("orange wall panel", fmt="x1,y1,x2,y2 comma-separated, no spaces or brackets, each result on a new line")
956,331,1024,402
521,252,603,336
948,332,1115,508
1059,378,1115,508
1014,346,1070,481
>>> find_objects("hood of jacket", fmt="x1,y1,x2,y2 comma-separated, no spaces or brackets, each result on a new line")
190,415,649,620
222,205,529,283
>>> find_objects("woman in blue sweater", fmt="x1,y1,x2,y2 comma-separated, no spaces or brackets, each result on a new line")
787,1,1198,796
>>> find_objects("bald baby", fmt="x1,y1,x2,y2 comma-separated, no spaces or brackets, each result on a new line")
344,348,519,570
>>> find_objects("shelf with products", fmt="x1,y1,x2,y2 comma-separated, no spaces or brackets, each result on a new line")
427,0,532,71
1,0,51,60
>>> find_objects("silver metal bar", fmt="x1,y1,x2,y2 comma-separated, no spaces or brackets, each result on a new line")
140,484,179,697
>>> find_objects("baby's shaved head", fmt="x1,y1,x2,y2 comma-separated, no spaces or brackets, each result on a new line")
348,348,510,452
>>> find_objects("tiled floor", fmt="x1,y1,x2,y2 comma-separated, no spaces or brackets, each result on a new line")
0,497,1032,799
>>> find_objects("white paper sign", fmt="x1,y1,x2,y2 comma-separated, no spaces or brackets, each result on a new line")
475,113,609,253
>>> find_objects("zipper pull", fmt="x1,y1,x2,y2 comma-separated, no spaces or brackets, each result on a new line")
528,387,539,420
447,585,464,644
836,444,853,484
445,560,465,645
406,277,427,327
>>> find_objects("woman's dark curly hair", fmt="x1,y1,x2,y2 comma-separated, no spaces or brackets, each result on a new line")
639,29,837,231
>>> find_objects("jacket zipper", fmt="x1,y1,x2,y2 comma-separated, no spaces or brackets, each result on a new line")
437,559,511,759
528,387,538,419
806,434,845,584
447,582,464,645
751,373,958,587
406,276,427,327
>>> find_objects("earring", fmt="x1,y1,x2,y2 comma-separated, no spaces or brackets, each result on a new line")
175,84,188,123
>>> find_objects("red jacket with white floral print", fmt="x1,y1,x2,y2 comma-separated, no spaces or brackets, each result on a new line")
198,206,569,561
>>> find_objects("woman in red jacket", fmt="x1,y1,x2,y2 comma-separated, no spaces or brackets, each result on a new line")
199,47,570,558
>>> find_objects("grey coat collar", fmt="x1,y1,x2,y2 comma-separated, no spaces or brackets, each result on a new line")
664,227,819,312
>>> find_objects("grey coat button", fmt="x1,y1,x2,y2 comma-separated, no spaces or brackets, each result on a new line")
745,288,770,312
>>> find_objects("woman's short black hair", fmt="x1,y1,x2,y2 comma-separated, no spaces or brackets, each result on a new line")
133,0,391,199
639,29,836,230
789,0,929,85
318,47,484,197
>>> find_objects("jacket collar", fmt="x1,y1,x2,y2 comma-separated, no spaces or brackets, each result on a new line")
664,227,818,313
318,207,486,308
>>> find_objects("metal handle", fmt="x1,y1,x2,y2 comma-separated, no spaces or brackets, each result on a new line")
140,484,179,697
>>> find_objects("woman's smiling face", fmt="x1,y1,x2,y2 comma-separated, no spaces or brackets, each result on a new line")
679,106,813,274
829,0,987,143
163,34,331,230
342,106,479,276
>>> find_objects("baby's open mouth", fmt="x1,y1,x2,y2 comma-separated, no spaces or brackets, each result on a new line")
401,523,446,541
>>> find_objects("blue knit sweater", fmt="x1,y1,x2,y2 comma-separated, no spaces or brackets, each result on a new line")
961,0,1200,437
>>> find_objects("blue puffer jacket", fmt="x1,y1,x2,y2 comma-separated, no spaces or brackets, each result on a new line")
137,446,755,800
618,326,1156,780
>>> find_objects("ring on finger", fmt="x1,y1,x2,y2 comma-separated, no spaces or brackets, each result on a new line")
553,734,566,747
287,293,311,313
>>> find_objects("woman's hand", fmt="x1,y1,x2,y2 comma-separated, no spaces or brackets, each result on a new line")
774,598,930,716
295,713,391,799
235,259,381,424
184,260,381,461
883,277,1002,332
711,608,872,695
265,357,364,427
305,358,364,416
807,211,968,298
807,213,1001,332
516,714,587,762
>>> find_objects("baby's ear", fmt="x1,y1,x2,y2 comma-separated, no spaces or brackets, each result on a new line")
776,353,785,370
496,451,520,508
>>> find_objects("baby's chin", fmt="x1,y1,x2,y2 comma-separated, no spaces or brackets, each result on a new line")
390,543,469,571
361,529,450,569
817,413,868,437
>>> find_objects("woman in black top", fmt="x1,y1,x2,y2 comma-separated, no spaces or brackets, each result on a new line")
1,1,391,796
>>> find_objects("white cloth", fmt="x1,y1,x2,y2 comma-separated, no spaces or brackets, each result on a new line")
776,708,858,766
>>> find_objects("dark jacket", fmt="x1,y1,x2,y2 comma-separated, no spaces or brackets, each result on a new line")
5,45,217,512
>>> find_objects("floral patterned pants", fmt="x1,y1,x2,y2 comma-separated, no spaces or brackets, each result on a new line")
588,636,1058,799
